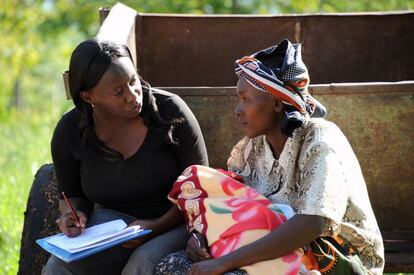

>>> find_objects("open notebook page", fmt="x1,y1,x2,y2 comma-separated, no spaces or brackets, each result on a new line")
46,219,142,253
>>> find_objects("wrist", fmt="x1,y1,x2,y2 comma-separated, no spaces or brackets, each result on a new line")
215,255,236,273
146,219,162,236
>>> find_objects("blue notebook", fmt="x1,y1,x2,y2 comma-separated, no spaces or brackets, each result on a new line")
36,226,151,263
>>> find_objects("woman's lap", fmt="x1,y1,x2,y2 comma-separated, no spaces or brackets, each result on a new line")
122,225,189,275
155,250,247,275
42,209,189,275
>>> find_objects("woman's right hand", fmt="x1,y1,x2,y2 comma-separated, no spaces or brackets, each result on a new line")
186,232,211,262
56,211,87,237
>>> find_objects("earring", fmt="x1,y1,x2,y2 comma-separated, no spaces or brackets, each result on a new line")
91,103,95,108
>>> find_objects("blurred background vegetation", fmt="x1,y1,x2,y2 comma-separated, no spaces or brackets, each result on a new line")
0,0,413,274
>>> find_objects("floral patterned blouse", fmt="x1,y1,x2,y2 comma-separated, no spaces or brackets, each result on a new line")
227,118,384,274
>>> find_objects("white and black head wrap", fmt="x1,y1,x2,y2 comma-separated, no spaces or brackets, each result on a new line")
235,39,327,136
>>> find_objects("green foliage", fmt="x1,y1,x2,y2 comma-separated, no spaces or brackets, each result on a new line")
278,0,414,13
0,0,413,273
0,101,73,274
0,111,53,274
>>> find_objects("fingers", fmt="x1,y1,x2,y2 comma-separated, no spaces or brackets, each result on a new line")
193,233,210,259
186,235,211,262
198,248,211,260
56,212,86,237
58,220,82,237
127,219,154,231
127,220,141,227
76,211,87,229
196,233,208,251
64,227,82,237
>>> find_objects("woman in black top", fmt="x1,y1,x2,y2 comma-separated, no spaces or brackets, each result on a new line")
43,39,208,275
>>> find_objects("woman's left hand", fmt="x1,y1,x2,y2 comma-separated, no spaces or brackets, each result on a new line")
122,219,156,248
188,259,227,275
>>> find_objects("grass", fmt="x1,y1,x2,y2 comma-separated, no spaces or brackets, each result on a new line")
0,98,71,274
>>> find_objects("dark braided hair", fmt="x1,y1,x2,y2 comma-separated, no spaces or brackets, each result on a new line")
68,39,180,159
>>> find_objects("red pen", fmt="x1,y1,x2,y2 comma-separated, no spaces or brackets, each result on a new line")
61,192,84,230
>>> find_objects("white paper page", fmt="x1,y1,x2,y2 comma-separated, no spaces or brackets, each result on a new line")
47,219,128,250
66,225,142,253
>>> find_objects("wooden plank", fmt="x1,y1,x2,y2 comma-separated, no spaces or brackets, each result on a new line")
384,251,414,272
135,14,144,69
134,12,414,85
62,71,70,100
137,15,298,86
384,241,414,252
309,81,414,95
302,14,414,84
156,87,236,96
383,231,414,241
158,81,414,96
385,251,414,264
99,7,110,25
135,11,414,17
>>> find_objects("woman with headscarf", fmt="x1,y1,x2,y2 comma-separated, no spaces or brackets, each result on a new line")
156,39,384,275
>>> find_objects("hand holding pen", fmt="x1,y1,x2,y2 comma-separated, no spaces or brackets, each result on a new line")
56,192,87,237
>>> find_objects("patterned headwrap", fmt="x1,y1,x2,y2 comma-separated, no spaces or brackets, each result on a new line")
235,39,326,136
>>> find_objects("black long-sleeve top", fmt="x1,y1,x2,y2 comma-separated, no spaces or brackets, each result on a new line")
51,89,208,219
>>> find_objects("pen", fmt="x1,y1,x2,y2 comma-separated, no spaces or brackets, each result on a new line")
61,192,84,230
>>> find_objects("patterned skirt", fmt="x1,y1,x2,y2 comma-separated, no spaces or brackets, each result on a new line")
155,250,246,275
